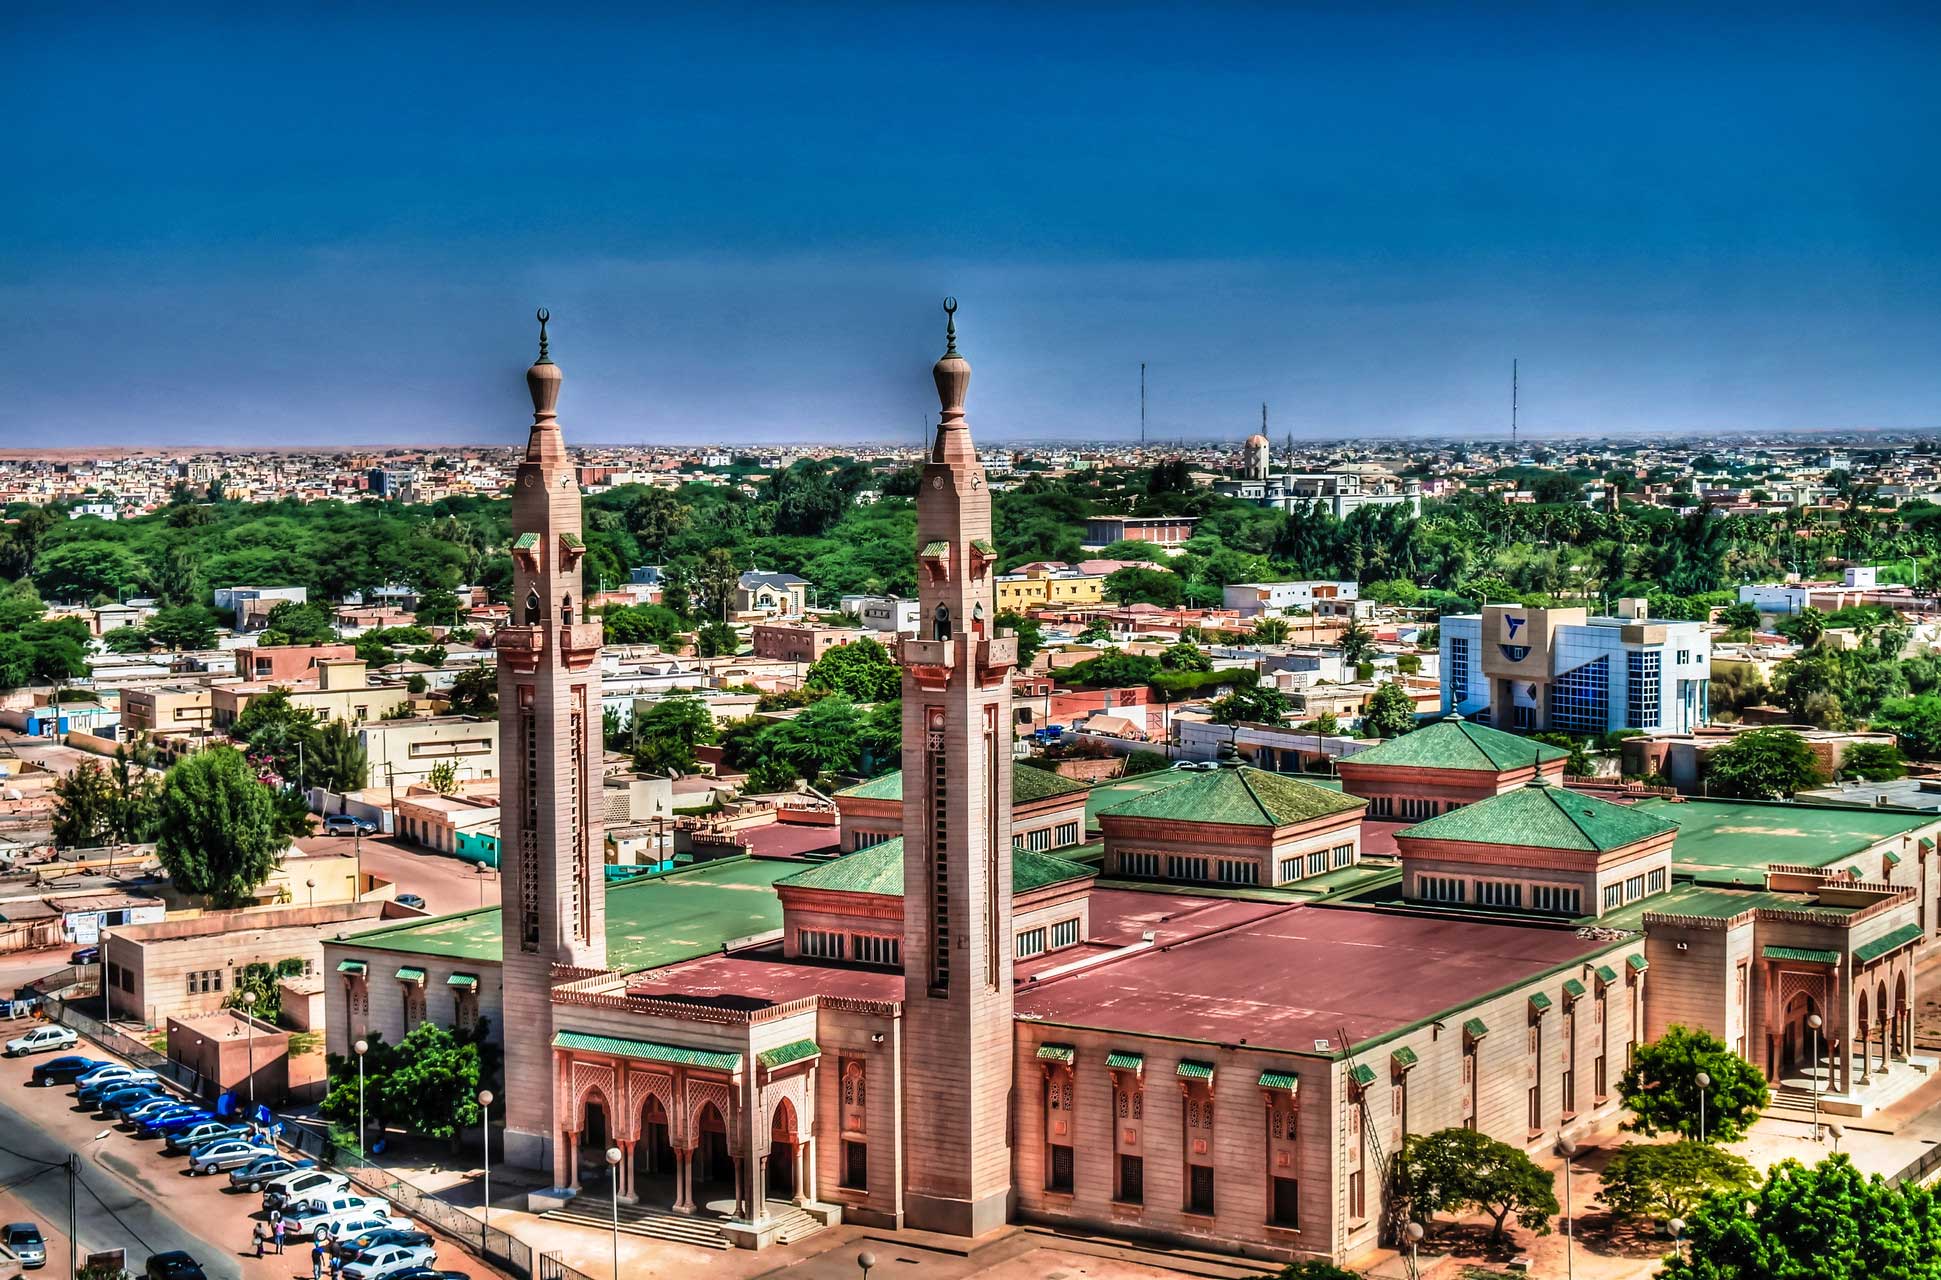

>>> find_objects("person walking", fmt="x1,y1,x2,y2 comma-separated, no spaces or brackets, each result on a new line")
251,1222,265,1258
310,1239,325,1280
327,1239,343,1280
272,1215,286,1254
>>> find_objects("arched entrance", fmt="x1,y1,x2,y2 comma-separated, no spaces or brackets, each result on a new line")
578,1093,614,1189
694,1102,733,1201
1894,971,1910,1059
1781,990,1822,1078
768,1098,799,1200
636,1095,674,1178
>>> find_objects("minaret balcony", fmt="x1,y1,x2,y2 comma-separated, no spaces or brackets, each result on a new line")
496,625,545,673
900,637,954,691
560,621,604,669
976,635,1018,683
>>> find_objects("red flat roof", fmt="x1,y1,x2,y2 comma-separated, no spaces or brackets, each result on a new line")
1015,905,1611,1056
740,824,841,859
1084,887,1292,948
626,946,903,1006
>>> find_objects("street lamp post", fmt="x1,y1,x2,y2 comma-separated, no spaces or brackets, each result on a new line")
354,1038,369,1153
240,989,258,1107
1829,1122,1844,1155
1403,1221,1425,1280
605,1146,623,1280
1807,1012,1824,1140
1556,1136,1578,1280
306,878,316,908
1668,1217,1686,1265
478,1089,494,1233
857,1252,876,1279
1695,1069,1711,1143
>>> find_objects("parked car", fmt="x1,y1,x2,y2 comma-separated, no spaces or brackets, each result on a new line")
262,1169,350,1212
309,1214,395,1252
95,1084,166,1115
338,1228,431,1260
395,893,426,910
229,1153,316,1193
285,1195,391,1235
166,1119,251,1153
387,1270,467,1280
68,947,99,966
80,1071,161,1104
341,1243,436,1280
323,815,377,836
186,1137,276,1176
4,1223,46,1270
29,1055,101,1086
75,1062,148,1090
145,1252,207,1280
137,1106,212,1137
119,1096,184,1123
4,1026,78,1057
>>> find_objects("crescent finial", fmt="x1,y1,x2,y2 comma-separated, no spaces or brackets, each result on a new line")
535,308,552,364
942,297,959,355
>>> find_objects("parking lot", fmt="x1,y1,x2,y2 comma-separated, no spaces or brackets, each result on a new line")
0,1034,509,1280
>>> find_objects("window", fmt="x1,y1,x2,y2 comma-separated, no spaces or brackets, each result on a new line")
1306,850,1327,876
1054,822,1081,848
1625,873,1646,901
454,992,478,1033
852,934,900,967
1188,1165,1215,1216
1117,1154,1144,1206
1048,1144,1074,1193
1332,843,1354,868
1528,1084,1542,1133
1016,927,1047,959
1549,656,1609,735
1562,1069,1576,1117
1347,1168,1364,1222
1676,649,1690,666
1475,879,1522,909
1272,1177,1300,1228
1647,868,1666,895
1016,827,1053,852
841,1140,868,1191
1368,795,1395,818
1418,875,1466,903
1050,918,1080,950
1217,859,1259,886
1166,855,1209,882
1119,851,1160,878
1603,883,1623,910
1278,856,1302,883
1399,796,1440,820
1448,637,1470,705
800,930,845,960
1532,884,1581,915
1627,651,1662,729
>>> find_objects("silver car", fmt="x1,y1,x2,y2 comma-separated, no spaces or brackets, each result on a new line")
4,1223,45,1270
186,1137,275,1176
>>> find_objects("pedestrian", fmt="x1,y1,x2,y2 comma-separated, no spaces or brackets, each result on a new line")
251,1222,265,1258
328,1240,343,1280
272,1214,286,1254
311,1241,324,1280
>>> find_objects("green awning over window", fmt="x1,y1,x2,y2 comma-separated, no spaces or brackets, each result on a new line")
1258,1069,1299,1094
1463,1017,1489,1040
1594,964,1619,986
554,1031,743,1073
756,1039,820,1070
1884,850,1902,868
921,541,949,557
1847,864,1865,880
1923,837,1935,853
1035,1043,1076,1065
336,959,367,976
1529,991,1553,1013
1176,1059,1215,1082
971,539,997,555
1854,922,1924,964
395,966,426,985
1349,1063,1378,1088
1763,945,1840,965
1391,1046,1419,1071
512,532,539,550
446,973,479,990
560,532,585,549
1561,978,1587,1000
1627,955,1650,974
1105,1050,1144,1073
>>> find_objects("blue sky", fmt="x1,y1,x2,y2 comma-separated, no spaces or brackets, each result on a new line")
4,3,1938,446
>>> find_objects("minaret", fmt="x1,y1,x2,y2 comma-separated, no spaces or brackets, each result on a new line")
900,299,1017,1235
496,310,606,1177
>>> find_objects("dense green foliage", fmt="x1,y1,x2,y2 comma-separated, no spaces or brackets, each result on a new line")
1702,729,1826,799
1838,741,1906,781
322,1018,499,1147
803,637,900,702
51,746,161,848
154,746,286,906
225,958,308,1023
719,696,900,788
1209,686,1291,726
1597,1141,1757,1222
1620,1025,1769,1143
630,695,719,776
1661,1155,1941,1280
1363,681,1418,738
1400,1127,1558,1242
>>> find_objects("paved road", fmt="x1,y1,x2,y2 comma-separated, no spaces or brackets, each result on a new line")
296,835,499,916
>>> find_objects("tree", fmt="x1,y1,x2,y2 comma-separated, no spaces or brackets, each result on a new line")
996,611,1044,669
155,746,286,907
1337,616,1377,667
1363,681,1418,738
1703,728,1825,799
1598,1141,1757,1222
1123,750,1171,776
256,600,336,646
1251,616,1291,644
1532,732,1594,778
1297,710,1341,735
101,626,151,655
1718,601,1762,631
144,604,219,651
1402,1127,1557,1243
106,743,162,844
805,637,900,702
415,589,461,628
33,541,143,602
1273,1265,1361,1280
52,759,116,848
322,1019,498,1149
425,760,461,795
309,718,369,793
234,687,320,784
1619,1025,1769,1143
601,603,685,648
225,958,307,1024
1062,648,1161,689
1078,618,1113,643
1788,607,1828,648
1103,565,1185,607
1876,694,1941,760
1839,741,1906,781
695,621,739,658
1209,686,1291,727
1661,1155,1941,1280
695,548,740,621
632,695,717,776
1159,641,1212,672
445,662,498,718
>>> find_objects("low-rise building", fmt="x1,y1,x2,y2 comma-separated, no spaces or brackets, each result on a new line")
120,685,214,740
736,571,810,617
1222,581,1359,618
751,622,867,664
835,765,1090,854
1095,763,1368,888
354,714,499,788
1081,515,1196,549
236,643,357,682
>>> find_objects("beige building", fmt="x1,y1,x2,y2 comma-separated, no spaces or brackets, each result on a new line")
354,714,500,788
209,660,411,731
120,685,214,740
994,567,1105,613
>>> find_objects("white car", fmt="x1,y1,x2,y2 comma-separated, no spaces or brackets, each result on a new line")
310,1213,395,1251
263,1169,350,1211
286,1196,391,1235
341,1243,436,1280
4,1026,78,1057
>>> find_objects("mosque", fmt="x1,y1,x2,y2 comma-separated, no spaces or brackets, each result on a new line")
325,309,1932,1266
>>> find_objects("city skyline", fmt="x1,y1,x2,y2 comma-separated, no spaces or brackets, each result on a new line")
6,4,1939,445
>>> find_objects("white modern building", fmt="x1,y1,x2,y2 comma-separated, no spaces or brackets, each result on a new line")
1222,580,1359,617
1440,603,1711,735
838,593,922,634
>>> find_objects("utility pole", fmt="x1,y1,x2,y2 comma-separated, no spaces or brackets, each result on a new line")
1511,358,1519,454
1139,362,1147,448
67,1154,77,1280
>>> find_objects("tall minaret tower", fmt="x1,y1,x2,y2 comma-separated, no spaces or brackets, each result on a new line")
496,310,606,1176
900,299,1017,1235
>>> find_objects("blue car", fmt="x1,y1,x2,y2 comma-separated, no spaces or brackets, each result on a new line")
228,1154,316,1193
136,1106,208,1136
119,1097,183,1123
80,1073,160,1105
98,1084,166,1114
29,1055,102,1087
73,1062,137,1088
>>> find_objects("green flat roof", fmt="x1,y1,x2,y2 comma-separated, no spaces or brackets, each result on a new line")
1399,781,1676,853
1084,770,1193,827
1855,923,1924,964
836,764,1089,806
777,838,1094,897
1763,945,1840,965
552,1030,742,1073
1603,881,1872,929
344,856,797,971
1097,764,1363,829
1341,715,1566,773
756,1038,819,1070
1634,796,1934,882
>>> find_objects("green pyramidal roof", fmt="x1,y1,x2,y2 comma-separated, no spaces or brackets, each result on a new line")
778,837,1095,896
1096,764,1364,829
1344,716,1568,773
1399,781,1677,853
837,764,1089,805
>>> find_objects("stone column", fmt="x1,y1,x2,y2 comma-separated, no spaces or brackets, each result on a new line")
800,1136,815,1204
619,1139,636,1203
1860,1021,1872,1084
565,1129,581,1192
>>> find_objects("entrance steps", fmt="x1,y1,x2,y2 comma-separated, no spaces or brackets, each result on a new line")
767,1201,827,1245
539,1200,731,1251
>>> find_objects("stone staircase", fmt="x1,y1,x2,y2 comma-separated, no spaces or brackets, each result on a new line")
767,1201,826,1245
539,1200,731,1251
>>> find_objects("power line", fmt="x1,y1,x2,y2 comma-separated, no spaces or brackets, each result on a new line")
75,1166,160,1257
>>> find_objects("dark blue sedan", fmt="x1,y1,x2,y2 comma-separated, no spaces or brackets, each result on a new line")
29,1055,101,1087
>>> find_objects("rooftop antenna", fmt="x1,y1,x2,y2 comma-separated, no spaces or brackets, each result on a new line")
1140,361,1147,448
1511,358,1519,454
